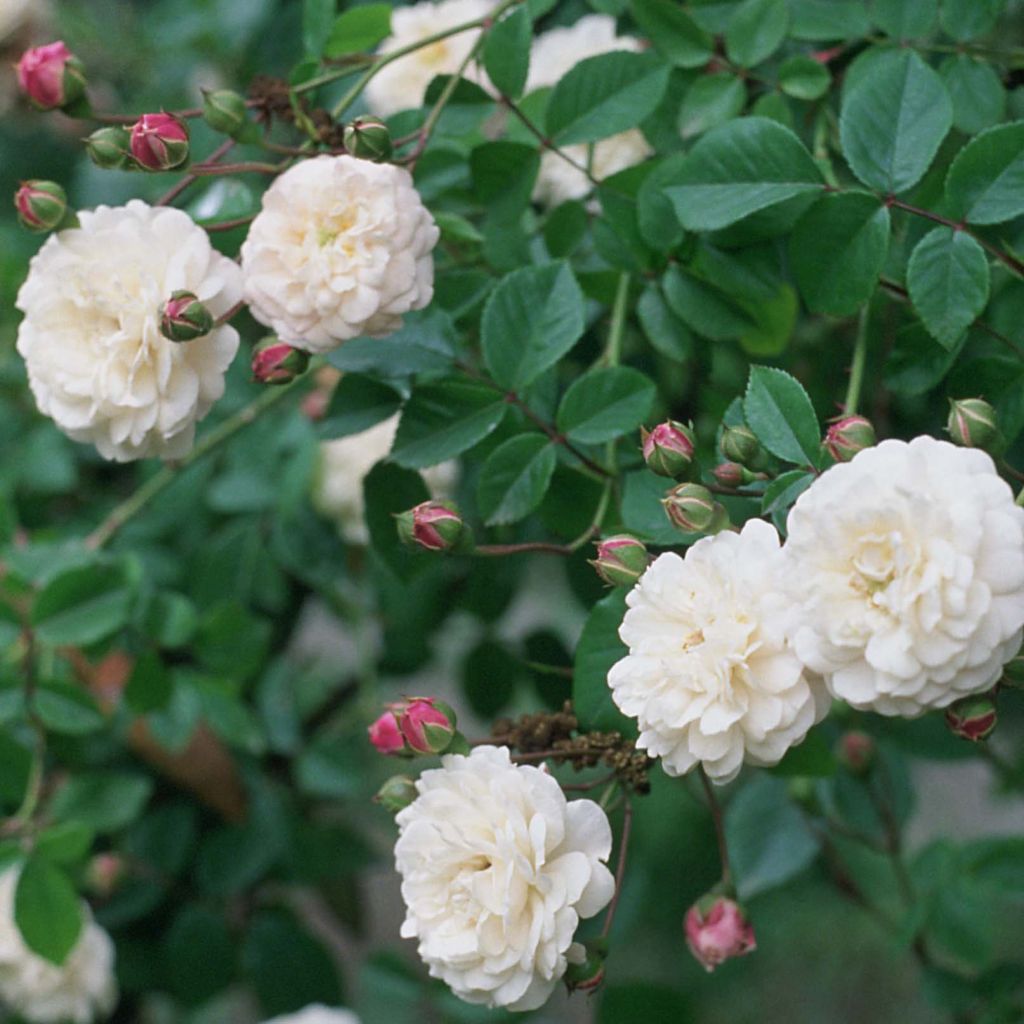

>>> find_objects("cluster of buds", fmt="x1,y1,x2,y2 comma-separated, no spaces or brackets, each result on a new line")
945,693,998,742
344,116,393,162
17,42,86,112
14,181,72,233
823,414,876,463
590,535,650,587
641,420,695,479
395,501,468,553
662,482,728,534
685,895,756,972
947,398,999,452
369,697,459,757
251,337,311,384
159,291,214,342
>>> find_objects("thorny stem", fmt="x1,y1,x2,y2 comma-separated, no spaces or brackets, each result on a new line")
698,767,732,891
601,798,633,939
844,304,870,416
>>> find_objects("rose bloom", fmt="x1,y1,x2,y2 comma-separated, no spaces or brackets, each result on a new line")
608,519,828,784
0,868,118,1024
16,200,242,462
394,745,614,1011
241,156,439,353
785,436,1024,716
364,0,493,117
262,1006,360,1024
311,413,457,545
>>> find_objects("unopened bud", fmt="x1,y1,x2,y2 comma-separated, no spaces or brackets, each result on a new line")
375,774,418,813
824,415,876,462
368,710,405,754
590,535,650,587
251,338,310,384
343,116,393,162
395,500,466,552
641,420,695,478
947,398,999,451
945,694,998,742
1001,654,1024,690
159,290,213,342
720,425,763,467
399,697,457,754
85,853,125,898
85,126,132,170
17,42,86,111
14,180,68,232
662,482,719,533
564,941,606,994
836,730,875,775
685,896,756,973
712,461,756,488
130,112,190,171
202,89,248,137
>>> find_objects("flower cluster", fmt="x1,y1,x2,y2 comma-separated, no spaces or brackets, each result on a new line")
0,868,118,1024
609,437,1024,782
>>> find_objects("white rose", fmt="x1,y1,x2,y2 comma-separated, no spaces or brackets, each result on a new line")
526,14,642,93
15,200,242,462
364,0,494,117
395,745,615,1012
608,519,828,785
262,1005,360,1024
241,156,439,353
0,868,118,1024
0,0,32,41
312,413,457,545
784,436,1024,716
533,130,654,207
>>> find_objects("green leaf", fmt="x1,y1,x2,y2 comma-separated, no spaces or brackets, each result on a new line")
546,51,671,144
391,379,506,468
471,141,540,221
483,6,531,98
939,0,1004,41
906,227,990,350
32,561,135,646
124,650,174,714
663,266,755,341
140,591,197,649
481,262,585,391
665,117,823,231
163,904,235,1006
744,365,820,466
629,0,713,68
637,283,693,361
725,0,790,67
363,462,430,581
34,681,105,736
50,771,153,834
778,56,831,100
573,589,635,734
839,48,952,194
677,73,746,140
302,0,336,56
762,469,815,517
939,55,1005,136
461,640,520,717
326,308,455,378
35,822,95,866
725,773,820,899
15,858,83,965
317,375,403,440
790,192,890,315
871,0,937,37
556,367,656,444
789,0,870,39
477,435,557,525
324,3,391,57
945,122,1024,225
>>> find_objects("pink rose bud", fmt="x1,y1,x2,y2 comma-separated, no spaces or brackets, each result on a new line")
159,290,214,342
130,112,190,171
662,482,722,533
945,694,998,742
712,461,755,488
395,501,466,552
17,42,86,111
590,535,649,587
685,896,756,973
251,338,311,385
824,415,876,462
837,730,875,775
14,180,68,232
85,853,125,898
399,697,457,754
641,420,695,479
947,398,998,451
375,774,418,813
720,425,763,467
368,710,405,754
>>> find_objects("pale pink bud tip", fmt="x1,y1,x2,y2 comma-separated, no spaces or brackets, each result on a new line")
685,897,756,972
824,415,875,462
395,501,465,552
17,42,85,110
130,112,190,171
368,711,405,755
641,420,695,479
590,535,649,587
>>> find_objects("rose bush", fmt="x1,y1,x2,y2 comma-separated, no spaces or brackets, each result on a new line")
2,0,1024,1022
